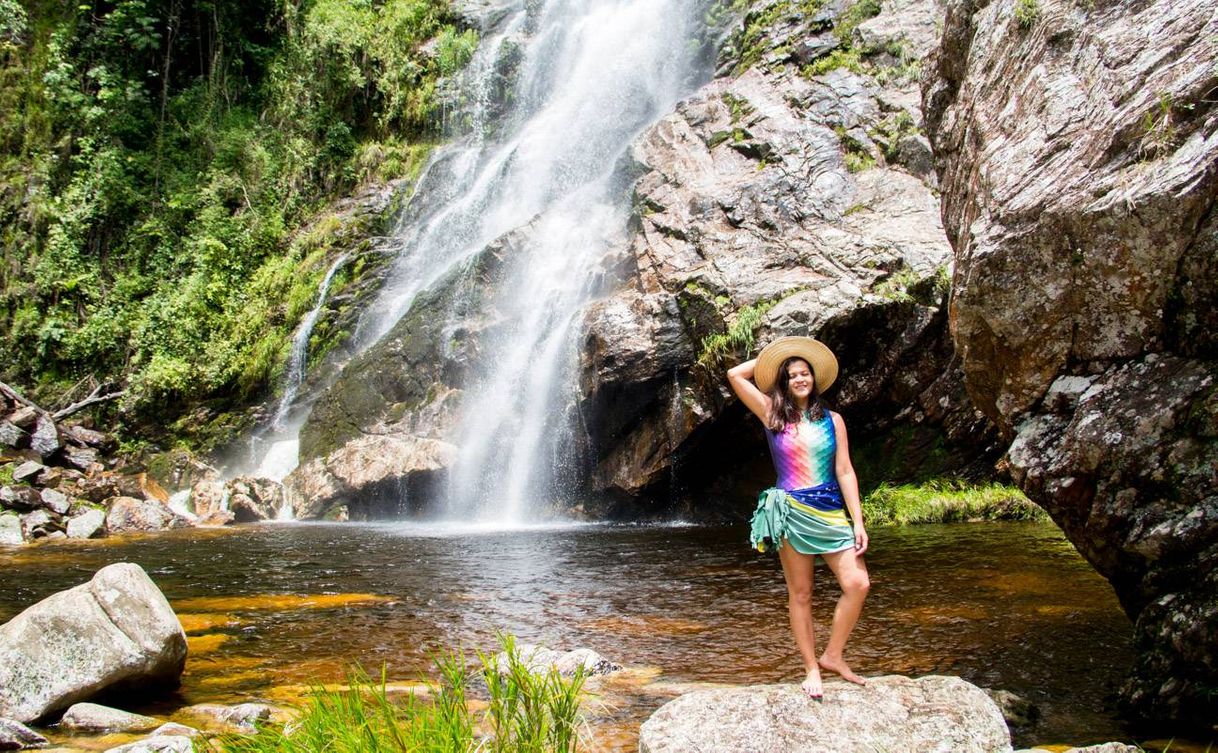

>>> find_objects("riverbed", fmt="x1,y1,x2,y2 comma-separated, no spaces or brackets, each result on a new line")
0,521,1135,749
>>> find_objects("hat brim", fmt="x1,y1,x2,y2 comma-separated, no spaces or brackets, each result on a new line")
754,337,839,394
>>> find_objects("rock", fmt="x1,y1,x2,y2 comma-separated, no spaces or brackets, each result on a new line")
496,645,621,678
59,703,160,733
225,476,284,522
66,509,106,539
0,514,21,546
0,422,25,449
0,717,48,750
104,497,192,533
984,688,1039,728
924,0,1218,726
182,702,271,731
61,446,99,472
1061,746,1141,753
188,480,227,520
0,562,188,723
638,676,1011,753
19,510,56,540
6,407,37,430
66,425,117,452
39,489,70,516
10,462,44,484
149,723,199,738
1,487,41,512
28,416,61,460
102,736,192,753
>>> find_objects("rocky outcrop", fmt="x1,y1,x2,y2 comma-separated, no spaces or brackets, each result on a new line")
0,563,187,723
225,476,285,522
923,0,1217,727
576,0,1000,512
638,675,1011,752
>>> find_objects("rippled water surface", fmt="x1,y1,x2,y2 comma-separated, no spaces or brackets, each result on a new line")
0,522,1136,749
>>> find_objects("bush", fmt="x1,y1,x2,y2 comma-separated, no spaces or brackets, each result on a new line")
862,480,1047,525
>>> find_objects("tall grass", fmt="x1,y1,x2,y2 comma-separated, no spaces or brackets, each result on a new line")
861,480,1047,526
205,636,587,753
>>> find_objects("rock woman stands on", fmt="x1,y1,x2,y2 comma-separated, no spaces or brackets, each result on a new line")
727,336,871,700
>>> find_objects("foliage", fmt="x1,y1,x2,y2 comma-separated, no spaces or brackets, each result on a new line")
0,0,474,445
862,480,1047,525
205,636,587,753
1014,0,1040,29
833,0,881,47
698,300,776,366
1140,92,1186,159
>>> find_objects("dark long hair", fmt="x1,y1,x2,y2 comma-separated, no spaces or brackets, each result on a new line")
766,356,826,431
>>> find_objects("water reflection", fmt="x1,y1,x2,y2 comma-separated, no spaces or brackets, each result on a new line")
0,522,1133,748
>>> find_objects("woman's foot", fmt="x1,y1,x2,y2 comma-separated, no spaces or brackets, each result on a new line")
818,654,866,685
801,667,824,701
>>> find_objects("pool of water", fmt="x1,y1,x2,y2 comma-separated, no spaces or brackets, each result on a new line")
0,521,1136,749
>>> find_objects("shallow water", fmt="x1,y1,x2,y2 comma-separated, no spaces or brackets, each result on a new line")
0,521,1137,749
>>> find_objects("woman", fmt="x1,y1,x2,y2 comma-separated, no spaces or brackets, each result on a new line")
727,336,870,700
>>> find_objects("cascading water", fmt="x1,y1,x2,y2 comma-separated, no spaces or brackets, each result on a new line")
255,0,712,520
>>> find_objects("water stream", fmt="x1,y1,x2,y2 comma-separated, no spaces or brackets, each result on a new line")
0,522,1137,749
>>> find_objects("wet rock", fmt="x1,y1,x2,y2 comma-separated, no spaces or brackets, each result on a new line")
149,723,199,739
102,736,192,753
66,509,106,540
0,514,21,546
225,476,284,522
983,688,1039,728
638,675,1010,753
497,645,621,678
104,497,192,533
1,487,41,512
0,717,48,750
59,703,160,733
10,462,44,484
188,479,229,524
39,489,70,516
924,0,1218,726
183,702,271,731
0,562,188,723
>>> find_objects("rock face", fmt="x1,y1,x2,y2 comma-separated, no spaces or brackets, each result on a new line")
0,563,188,723
225,476,285,522
638,675,1011,753
923,0,1217,726
0,718,48,750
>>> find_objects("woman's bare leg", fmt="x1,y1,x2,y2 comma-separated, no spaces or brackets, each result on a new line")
817,546,871,685
778,540,822,698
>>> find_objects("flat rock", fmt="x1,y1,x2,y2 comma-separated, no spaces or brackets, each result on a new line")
59,703,160,733
638,676,1011,753
0,563,188,723
0,717,48,750
39,490,70,516
148,723,199,738
6,408,37,430
0,422,25,449
182,702,272,731
10,463,45,484
1,487,41,512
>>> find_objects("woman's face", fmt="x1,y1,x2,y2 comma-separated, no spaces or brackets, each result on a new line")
786,359,814,401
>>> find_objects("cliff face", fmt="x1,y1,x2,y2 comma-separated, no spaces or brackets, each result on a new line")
923,0,1217,726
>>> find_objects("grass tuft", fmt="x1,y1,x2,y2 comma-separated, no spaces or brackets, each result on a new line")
862,480,1047,526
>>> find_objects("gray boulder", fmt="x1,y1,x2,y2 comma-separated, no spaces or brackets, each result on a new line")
39,489,70,516
638,676,1011,753
183,702,272,731
59,702,160,733
10,463,44,485
0,514,21,546
102,736,193,753
0,421,25,449
225,476,285,522
0,487,40,512
66,509,106,540
104,497,192,533
0,718,48,750
28,416,60,460
0,562,188,723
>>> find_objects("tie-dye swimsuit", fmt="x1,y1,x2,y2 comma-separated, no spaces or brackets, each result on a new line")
749,410,855,555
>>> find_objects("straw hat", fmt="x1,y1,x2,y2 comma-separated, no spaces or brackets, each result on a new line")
754,336,839,393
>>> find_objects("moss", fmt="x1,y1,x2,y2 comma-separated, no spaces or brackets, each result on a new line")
1014,0,1040,28
863,479,1046,525
802,48,865,77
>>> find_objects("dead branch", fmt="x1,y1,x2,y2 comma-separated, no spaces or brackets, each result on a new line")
51,385,126,421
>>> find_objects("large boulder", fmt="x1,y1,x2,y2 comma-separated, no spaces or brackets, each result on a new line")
60,702,160,733
225,476,285,522
104,497,192,534
923,0,1217,727
0,562,188,723
638,676,1011,753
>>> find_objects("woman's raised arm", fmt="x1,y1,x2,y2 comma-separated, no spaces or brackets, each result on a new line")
727,358,772,423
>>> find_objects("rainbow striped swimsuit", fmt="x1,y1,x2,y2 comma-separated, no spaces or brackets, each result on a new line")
750,411,855,555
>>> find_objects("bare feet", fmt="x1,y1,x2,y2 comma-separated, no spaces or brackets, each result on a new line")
818,654,866,685
801,667,824,701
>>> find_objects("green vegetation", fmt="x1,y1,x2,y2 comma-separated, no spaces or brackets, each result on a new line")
1140,92,1186,159
834,125,877,173
872,265,950,305
0,0,475,446
698,300,776,367
207,636,587,753
833,0,881,47
862,480,1047,525
1015,0,1040,28
804,48,866,77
